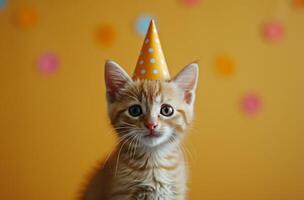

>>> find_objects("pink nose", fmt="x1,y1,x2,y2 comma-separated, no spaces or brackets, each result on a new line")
145,122,158,130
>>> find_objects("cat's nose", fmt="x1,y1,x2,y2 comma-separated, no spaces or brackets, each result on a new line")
144,122,158,130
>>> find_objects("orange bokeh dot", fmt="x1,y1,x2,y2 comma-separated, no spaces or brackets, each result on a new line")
293,0,304,8
15,7,37,28
95,24,116,47
215,55,235,76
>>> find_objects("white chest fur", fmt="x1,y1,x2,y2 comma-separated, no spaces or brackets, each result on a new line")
112,147,187,200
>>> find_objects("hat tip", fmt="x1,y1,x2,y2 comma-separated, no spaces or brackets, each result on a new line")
147,19,158,34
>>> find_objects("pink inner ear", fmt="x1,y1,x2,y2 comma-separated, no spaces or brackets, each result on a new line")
106,78,127,102
107,78,125,93
184,91,193,104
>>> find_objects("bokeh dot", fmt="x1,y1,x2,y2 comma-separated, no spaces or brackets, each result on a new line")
15,7,37,28
262,20,284,42
293,0,304,8
95,24,116,47
240,93,262,116
37,53,59,75
215,55,235,76
0,0,6,10
135,15,155,36
180,0,200,7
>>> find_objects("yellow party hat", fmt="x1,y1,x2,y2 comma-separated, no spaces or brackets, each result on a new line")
133,20,170,80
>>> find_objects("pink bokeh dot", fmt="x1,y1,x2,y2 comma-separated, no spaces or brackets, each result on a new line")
241,94,262,116
38,53,59,74
262,21,284,42
181,0,200,7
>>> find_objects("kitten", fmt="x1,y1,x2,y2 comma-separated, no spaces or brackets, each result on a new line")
81,60,199,200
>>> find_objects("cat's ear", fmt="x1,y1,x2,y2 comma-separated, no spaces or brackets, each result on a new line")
172,62,199,104
105,60,131,102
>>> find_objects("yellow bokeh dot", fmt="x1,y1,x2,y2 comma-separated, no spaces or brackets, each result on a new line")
215,55,235,76
15,7,37,28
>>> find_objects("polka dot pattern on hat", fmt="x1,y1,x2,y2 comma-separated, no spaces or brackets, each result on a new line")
133,20,170,80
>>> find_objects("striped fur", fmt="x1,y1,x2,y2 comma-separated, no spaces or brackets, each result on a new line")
81,61,198,200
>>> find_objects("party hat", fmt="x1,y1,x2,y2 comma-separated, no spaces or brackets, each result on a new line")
133,20,170,80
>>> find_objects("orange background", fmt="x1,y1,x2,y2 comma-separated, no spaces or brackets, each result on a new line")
0,0,304,199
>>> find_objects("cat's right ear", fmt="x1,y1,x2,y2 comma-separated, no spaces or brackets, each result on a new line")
105,60,131,103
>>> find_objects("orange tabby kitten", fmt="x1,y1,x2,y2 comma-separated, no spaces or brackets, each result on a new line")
81,60,199,200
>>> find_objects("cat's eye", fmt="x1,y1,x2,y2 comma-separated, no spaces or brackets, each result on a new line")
128,104,143,117
160,104,174,117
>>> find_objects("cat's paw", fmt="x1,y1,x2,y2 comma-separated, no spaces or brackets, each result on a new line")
132,185,156,200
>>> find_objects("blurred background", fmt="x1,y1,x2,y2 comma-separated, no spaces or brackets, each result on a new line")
0,0,304,199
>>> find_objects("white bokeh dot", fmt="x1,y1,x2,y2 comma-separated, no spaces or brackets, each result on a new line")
150,58,156,63
139,60,144,65
153,69,159,74
148,48,153,53
141,69,146,75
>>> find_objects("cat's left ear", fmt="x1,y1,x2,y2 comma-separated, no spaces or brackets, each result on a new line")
105,60,132,103
172,62,199,105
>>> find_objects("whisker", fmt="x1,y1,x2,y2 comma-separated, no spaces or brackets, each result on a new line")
120,121,137,127
114,134,133,176
132,135,141,159
127,135,137,155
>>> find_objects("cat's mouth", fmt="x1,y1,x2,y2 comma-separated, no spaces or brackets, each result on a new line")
144,131,162,138
140,129,172,147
